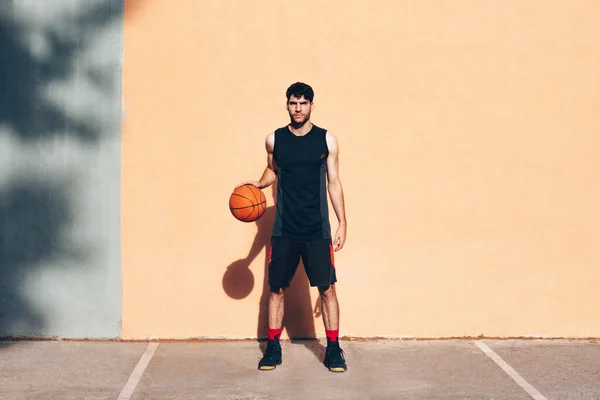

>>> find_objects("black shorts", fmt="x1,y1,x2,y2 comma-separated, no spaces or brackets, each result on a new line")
268,236,337,289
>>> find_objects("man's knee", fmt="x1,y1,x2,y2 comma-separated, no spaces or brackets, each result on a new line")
318,284,336,298
270,286,286,295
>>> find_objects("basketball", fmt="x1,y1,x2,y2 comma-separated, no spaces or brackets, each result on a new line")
229,184,267,222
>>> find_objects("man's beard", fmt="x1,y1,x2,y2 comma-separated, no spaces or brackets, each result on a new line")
290,112,311,127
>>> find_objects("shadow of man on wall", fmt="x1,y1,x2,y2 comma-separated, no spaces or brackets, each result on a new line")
223,184,326,362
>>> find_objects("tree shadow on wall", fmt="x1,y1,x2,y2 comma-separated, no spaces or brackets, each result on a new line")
0,0,123,343
223,185,326,362
0,0,122,144
0,178,91,337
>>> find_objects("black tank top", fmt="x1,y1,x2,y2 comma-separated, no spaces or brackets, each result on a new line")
271,124,331,240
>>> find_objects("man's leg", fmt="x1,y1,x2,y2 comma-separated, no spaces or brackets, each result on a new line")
318,284,339,339
267,286,285,341
318,284,346,372
258,237,300,371
258,286,285,371
303,239,347,372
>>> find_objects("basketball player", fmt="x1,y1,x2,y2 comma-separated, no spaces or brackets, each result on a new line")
236,82,348,372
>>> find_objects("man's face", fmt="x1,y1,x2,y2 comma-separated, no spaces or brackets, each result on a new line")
287,95,312,124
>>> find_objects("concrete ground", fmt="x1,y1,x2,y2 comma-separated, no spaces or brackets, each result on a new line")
1,339,599,399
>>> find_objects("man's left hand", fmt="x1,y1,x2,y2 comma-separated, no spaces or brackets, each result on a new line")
334,223,346,252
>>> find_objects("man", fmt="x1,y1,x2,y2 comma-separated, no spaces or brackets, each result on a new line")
236,82,348,373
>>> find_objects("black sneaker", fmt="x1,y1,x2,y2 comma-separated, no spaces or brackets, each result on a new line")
258,339,282,371
323,341,347,372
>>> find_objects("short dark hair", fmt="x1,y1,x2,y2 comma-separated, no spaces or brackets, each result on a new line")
286,82,314,102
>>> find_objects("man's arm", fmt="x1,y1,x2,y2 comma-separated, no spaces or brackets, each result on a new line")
326,132,347,251
236,133,278,189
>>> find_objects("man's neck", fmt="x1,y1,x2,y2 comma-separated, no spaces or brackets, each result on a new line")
288,121,313,136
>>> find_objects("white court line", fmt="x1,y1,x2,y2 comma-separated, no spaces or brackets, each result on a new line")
474,340,547,400
117,342,159,400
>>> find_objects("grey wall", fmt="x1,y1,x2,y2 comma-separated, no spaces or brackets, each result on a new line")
0,0,123,338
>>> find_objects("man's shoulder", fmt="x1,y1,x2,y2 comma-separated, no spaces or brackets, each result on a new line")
312,124,327,134
269,127,287,147
324,130,338,151
273,126,289,135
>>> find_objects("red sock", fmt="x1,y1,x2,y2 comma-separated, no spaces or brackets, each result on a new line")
268,328,282,341
326,329,339,342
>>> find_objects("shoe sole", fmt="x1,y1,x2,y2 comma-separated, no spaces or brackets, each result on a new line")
328,367,347,372
258,360,282,371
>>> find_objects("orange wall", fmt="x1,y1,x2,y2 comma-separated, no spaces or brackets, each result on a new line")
122,0,600,339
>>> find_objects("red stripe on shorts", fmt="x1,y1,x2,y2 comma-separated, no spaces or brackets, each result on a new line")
329,244,335,268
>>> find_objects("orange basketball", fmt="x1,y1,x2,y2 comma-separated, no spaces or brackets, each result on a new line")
229,184,267,222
